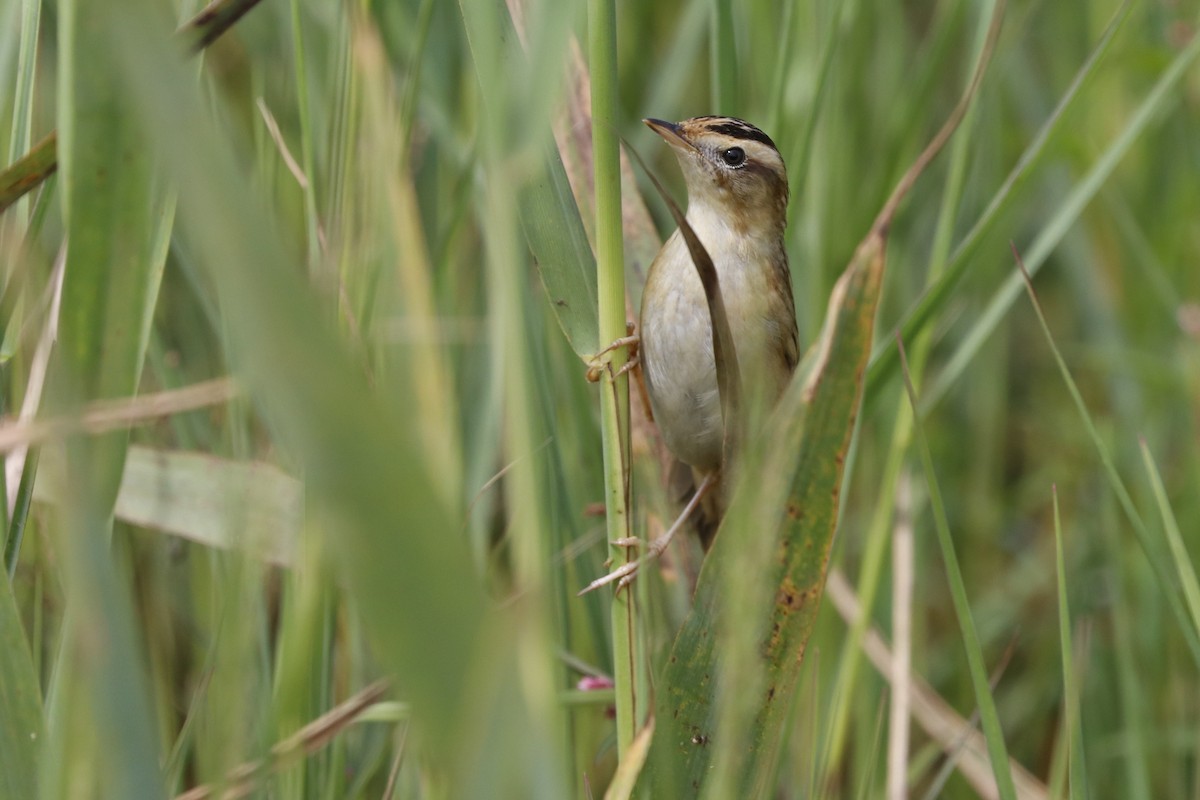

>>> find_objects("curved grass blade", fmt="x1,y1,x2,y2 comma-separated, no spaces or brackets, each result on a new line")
1140,441,1200,641
1014,247,1200,665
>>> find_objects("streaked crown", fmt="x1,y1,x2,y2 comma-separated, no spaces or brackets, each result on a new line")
644,115,788,234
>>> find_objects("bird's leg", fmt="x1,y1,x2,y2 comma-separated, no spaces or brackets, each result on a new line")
578,472,717,596
585,322,639,383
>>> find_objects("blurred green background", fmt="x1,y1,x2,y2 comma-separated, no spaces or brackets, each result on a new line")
0,0,1198,797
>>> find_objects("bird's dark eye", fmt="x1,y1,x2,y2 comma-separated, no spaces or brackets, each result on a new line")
721,147,746,167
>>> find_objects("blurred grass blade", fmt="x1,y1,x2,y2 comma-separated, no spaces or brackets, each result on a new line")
6,0,41,191
460,0,598,359
826,571,1049,800
709,0,737,114
1014,248,1200,664
898,337,1017,800
603,720,653,800
0,565,41,800
104,0,489,770
178,0,267,52
53,0,175,794
0,0,270,217
1140,440,1200,641
1052,488,1088,800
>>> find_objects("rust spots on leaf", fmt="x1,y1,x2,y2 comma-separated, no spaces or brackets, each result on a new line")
775,578,802,611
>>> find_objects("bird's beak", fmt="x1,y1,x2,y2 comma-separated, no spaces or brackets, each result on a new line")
644,118,695,152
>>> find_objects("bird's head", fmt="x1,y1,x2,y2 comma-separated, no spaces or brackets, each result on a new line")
644,115,789,237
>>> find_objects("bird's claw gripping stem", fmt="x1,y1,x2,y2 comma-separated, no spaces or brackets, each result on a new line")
585,323,639,383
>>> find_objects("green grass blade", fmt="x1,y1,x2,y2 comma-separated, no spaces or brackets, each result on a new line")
897,338,1017,800
0,565,41,800
288,0,321,272
51,0,175,793
1053,487,1088,800
3,445,37,578
1140,440,1200,644
6,0,41,181
1014,250,1200,665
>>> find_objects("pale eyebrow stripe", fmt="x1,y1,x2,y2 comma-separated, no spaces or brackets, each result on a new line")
704,120,778,152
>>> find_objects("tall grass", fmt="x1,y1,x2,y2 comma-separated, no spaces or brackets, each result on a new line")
0,0,1198,797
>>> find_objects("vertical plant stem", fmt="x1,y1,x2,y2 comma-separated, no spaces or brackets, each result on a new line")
588,0,635,758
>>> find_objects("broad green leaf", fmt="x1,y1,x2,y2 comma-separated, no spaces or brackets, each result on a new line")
33,445,302,566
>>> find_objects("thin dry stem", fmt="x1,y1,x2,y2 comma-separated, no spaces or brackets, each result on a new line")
826,570,1047,800
173,681,390,800
886,472,914,800
0,377,238,453
871,0,1007,236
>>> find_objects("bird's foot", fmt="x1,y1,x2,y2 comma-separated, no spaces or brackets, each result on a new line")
586,323,640,383
578,473,716,595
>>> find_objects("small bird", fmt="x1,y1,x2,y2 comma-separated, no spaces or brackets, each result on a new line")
581,116,797,593
639,116,798,546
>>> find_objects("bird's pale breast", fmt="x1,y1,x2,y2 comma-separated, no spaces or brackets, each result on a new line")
640,225,795,474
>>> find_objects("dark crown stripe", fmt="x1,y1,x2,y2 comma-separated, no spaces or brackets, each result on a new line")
698,117,778,152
